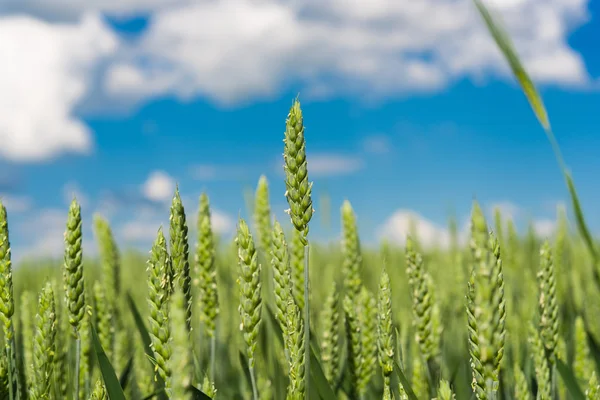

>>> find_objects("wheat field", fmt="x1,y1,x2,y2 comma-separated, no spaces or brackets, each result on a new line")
0,1,599,399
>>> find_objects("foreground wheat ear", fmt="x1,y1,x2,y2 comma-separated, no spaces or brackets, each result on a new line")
235,218,262,400
146,227,172,388
63,198,87,400
467,201,506,400
283,97,314,244
283,96,314,399
30,283,56,400
0,202,18,398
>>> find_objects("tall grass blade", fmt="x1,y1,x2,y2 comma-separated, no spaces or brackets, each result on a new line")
393,360,419,400
473,0,600,283
118,356,134,391
126,292,168,400
555,359,586,400
309,344,337,400
91,324,126,400
188,384,213,400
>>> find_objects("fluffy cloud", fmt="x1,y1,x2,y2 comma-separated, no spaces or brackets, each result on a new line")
189,164,253,182
0,194,34,214
0,0,594,163
119,204,234,243
104,0,592,107
378,209,456,248
142,170,176,203
533,218,556,237
362,135,392,155
0,13,117,161
307,154,365,177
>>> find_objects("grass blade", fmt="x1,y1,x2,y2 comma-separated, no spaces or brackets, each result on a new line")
556,358,586,400
473,0,549,131
309,344,337,400
188,385,213,400
238,351,254,394
474,0,600,284
126,292,168,400
393,360,419,400
91,324,126,400
118,356,134,391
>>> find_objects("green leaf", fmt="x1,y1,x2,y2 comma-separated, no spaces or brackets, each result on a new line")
473,0,549,131
238,351,254,394
141,389,166,400
265,306,284,349
118,356,134,391
556,358,586,400
127,292,168,400
566,174,600,282
188,385,213,400
474,0,600,288
91,324,126,400
309,344,337,400
393,360,419,400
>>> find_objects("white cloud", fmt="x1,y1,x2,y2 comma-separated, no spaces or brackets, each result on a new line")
15,209,72,258
189,164,251,181
488,201,521,222
121,219,164,243
0,0,594,163
120,203,234,243
533,218,556,237
4,0,190,21
0,13,117,162
0,194,33,214
210,209,235,234
307,154,364,177
378,209,454,248
362,134,392,155
103,0,592,107
142,170,175,203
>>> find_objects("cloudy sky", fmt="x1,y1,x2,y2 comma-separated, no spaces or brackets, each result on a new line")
1,0,599,259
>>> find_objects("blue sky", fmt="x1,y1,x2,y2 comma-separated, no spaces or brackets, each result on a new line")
1,0,599,259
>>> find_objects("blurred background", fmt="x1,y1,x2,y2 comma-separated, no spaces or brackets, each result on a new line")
0,0,599,261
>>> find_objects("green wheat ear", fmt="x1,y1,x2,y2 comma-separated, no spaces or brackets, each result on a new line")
574,316,594,391
467,202,506,400
283,97,314,244
513,363,532,400
289,229,305,312
537,241,559,360
169,186,193,333
438,380,456,400
0,202,18,397
271,219,292,337
30,283,56,400
93,214,121,299
357,286,377,395
63,198,86,336
284,297,305,400
254,175,273,253
146,227,172,387
90,378,107,400
92,281,113,360
168,286,192,399
236,218,262,400
377,269,394,398
341,200,362,301
405,235,439,368
530,323,551,399
195,193,220,338
320,282,340,386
